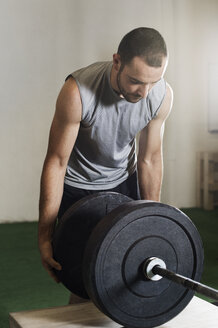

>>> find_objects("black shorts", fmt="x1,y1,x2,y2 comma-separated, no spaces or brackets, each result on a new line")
58,171,140,219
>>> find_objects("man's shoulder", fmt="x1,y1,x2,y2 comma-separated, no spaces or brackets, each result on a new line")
149,78,166,97
69,61,112,81
66,61,112,122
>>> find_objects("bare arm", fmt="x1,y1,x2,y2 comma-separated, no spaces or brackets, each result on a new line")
137,83,173,201
38,77,82,282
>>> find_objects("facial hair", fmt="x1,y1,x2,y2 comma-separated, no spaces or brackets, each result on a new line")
116,69,142,103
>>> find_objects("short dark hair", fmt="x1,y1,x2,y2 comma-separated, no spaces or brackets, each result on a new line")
117,27,167,67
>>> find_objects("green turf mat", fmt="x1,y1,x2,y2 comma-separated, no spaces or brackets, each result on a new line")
181,208,218,297
0,222,69,328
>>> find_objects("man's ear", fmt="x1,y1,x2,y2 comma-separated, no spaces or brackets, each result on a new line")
113,53,122,72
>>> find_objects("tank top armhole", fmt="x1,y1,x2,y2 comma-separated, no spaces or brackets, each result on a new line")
152,79,167,118
65,74,88,122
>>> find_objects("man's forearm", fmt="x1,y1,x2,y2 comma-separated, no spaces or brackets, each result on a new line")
137,158,163,201
38,157,66,244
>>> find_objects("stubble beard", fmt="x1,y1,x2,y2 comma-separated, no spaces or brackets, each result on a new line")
116,70,142,103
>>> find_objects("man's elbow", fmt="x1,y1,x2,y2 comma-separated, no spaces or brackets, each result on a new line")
43,153,68,171
137,158,154,173
137,154,162,169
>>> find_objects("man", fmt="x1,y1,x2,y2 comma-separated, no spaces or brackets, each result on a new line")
38,27,173,288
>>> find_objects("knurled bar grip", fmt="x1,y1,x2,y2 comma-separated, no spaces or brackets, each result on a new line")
152,266,218,301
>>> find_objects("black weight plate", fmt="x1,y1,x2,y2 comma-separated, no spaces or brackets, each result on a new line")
52,192,132,298
83,201,204,327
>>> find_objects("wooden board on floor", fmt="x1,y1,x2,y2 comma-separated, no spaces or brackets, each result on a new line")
9,296,218,328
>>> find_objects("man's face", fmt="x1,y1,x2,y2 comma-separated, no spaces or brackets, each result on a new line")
116,56,167,103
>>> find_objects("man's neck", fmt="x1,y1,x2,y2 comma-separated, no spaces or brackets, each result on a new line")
110,65,120,95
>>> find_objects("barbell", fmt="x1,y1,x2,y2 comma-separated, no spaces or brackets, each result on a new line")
52,192,218,328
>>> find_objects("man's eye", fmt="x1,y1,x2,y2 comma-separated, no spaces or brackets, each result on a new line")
130,80,139,84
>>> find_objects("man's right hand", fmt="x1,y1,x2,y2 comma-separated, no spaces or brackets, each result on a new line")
39,240,62,283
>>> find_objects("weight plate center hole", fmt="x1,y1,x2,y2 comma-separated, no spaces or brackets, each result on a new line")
143,257,166,281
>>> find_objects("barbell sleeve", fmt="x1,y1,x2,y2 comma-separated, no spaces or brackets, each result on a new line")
152,265,218,301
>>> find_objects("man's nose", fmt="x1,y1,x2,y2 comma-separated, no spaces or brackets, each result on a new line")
139,84,150,98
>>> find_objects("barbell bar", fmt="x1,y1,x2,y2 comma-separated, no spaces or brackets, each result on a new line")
144,256,218,301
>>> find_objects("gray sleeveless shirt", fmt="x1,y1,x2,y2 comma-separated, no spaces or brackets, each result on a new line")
64,61,166,190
